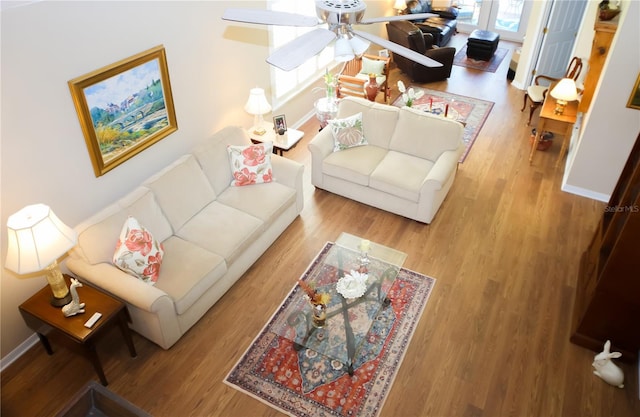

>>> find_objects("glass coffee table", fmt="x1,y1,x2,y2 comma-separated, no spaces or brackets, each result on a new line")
272,233,407,375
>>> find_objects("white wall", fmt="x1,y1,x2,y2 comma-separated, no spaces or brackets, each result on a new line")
0,0,395,361
563,0,640,200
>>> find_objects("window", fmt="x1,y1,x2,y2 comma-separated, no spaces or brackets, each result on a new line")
269,0,334,108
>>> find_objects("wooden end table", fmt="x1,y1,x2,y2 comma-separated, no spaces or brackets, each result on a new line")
19,274,136,386
528,93,578,167
247,122,304,156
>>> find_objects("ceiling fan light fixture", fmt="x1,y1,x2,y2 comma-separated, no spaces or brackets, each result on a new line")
334,37,355,62
349,35,370,56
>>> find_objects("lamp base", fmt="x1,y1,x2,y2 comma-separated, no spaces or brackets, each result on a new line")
45,261,72,307
50,293,73,307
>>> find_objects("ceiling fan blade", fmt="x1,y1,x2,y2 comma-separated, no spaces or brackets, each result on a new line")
222,8,318,27
360,13,438,24
267,28,336,72
353,30,443,68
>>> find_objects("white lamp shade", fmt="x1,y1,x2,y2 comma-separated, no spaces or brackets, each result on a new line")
244,87,271,115
334,37,355,62
550,78,578,101
5,204,77,274
394,0,406,10
349,35,370,56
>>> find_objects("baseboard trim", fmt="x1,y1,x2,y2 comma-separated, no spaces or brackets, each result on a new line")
0,334,38,373
560,182,610,202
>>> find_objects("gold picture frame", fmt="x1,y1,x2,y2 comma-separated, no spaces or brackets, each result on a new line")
626,72,640,110
69,45,178,177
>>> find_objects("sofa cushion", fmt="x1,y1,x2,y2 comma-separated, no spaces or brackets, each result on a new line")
329,112,367,152
112,216,164,284
369,150,435,202
217,182,296,224
118,187,173,243
154,236,226,315
336,98,399,149
360,56,386,76
76,206,128,265
176,201,263,265
227,142,274,186
322,145,388,186
389,106,463,161
194,126,252,195
144,154,216,231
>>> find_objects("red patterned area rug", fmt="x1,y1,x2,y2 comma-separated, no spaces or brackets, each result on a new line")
224,242,436,417
392,87,494,162
453,46,509,73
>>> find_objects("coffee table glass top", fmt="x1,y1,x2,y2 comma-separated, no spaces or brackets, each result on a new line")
272,233,407,374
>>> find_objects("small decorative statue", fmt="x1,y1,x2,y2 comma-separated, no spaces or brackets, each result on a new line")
62,278,86,317
592,340,624,388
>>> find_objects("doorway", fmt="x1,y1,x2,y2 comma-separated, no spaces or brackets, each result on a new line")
455,0,533,42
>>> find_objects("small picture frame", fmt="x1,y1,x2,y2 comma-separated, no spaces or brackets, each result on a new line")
273,114,287,135
626,72,640,110
378,49,389,58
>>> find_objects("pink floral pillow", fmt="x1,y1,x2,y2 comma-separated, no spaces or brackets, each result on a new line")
112,216,164,284
227,142,274,186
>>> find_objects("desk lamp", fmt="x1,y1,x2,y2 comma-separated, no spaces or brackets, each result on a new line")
550,78,578,115
245,87,271,135
6,204,77,306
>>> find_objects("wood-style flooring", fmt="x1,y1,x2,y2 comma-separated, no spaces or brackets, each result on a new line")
2,34,639,417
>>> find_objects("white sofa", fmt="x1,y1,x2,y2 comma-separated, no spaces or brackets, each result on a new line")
308,97,464,224
66,126,304,349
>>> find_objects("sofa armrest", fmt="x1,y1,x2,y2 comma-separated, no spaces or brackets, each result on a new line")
422,149,460,191
66,258,173,314
308,128,335,187
271,154,305,212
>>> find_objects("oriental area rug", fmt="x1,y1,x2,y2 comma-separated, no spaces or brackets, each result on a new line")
392,87,494,162
453,46,509,73
225,242,436,417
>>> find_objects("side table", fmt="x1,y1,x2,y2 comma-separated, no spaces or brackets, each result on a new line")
19,274,137,386
528,94,578,167
247,122,304,156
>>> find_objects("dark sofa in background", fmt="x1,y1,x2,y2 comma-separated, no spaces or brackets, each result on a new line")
405,0,458,46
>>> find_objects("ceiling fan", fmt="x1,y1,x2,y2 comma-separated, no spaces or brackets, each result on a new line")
222,0,442,71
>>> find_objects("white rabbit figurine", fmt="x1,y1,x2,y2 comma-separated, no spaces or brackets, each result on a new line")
592,340,624,388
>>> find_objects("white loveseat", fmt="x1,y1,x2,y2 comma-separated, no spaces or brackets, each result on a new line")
66,126,304,349
308,97,464,224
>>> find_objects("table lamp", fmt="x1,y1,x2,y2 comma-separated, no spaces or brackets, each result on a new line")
394,0,406,15
550,78,578,115
245,87,271,135
5,204,77,306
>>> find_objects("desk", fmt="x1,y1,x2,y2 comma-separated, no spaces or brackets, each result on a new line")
528,94,578,167
19,275,136,386
247,122,304,156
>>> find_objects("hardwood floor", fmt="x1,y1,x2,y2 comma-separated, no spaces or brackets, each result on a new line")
3,35,639,417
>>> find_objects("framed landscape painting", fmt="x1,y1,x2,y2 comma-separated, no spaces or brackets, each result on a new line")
69,45,177,177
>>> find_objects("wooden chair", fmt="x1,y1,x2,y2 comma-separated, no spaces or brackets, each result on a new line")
337,54,391,103
521,56,583,125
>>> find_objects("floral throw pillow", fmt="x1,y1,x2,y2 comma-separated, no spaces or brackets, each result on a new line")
112,216,164,285
329,112,367,152
227,142,274,186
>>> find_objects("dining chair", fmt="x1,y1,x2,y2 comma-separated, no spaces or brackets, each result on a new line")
521,56,583,125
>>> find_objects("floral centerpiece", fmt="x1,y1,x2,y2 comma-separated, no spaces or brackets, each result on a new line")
336,270,369,299
298,279,330,327
397,80,424,107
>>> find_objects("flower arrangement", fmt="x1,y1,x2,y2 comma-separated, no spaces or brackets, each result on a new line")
336,270,369,299
397,80,424,107
298,279,331,306
324,69,337,101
